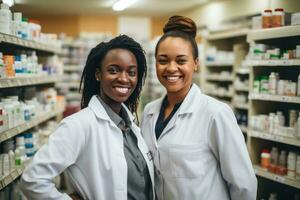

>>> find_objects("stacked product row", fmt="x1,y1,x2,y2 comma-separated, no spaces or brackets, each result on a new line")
0,51,63,78
0,3,61,47
250,110,300,139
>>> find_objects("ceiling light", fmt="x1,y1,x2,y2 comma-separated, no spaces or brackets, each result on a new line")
112,0,138,11
2,0,14,7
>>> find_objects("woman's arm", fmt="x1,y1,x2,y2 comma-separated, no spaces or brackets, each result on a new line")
20,118,85,200
208,104,257,200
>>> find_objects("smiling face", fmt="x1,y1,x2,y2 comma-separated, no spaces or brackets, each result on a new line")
96,48,138,109
156,37,198,97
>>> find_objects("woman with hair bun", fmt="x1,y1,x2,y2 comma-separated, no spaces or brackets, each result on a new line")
141,15,257,200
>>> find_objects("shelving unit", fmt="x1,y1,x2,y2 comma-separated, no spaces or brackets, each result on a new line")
247,25,300,198
202,28,250,135
0,121,58,190
0,31,63,192
0,33,62,55
249,93,300,104
0,76,62,88
254,165,300,190
0,107,64,142
0,159,31,190
55,38,88,116
248,130,300,147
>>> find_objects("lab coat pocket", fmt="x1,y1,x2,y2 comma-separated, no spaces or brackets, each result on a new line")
168,144,205,179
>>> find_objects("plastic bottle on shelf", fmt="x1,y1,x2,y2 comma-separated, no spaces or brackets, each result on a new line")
276,111,285,127
253,77,260,93
296,155,300,180
14,148,21,166
12,12,22,38
0,52,5,78
296,46,300,59
0,3,12,34
268,72,277,95
15,136,27,162
260,76,269,94
261,149,270,169
277,150,287,175
269,147,279,173
297,74,300,96
296,113,300,138
2,153,10,175
8,150,15,171
289,109,297,128
272,8,285,27
2,98,14,129
262,9,272,28
268,113,275,133
21,17,29,40
287,151,296,178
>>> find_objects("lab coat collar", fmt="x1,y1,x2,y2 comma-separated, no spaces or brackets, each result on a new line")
145,84,201,116
88,95,135,123
177,84,201,115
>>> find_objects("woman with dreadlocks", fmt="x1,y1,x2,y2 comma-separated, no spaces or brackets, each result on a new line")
21,35,154,200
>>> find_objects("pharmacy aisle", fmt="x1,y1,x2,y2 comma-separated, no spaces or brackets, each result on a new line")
246,25,300,199
202,28,249,138
0,3,65,199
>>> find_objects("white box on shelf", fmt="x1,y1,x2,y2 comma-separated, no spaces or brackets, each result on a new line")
291,13,300,26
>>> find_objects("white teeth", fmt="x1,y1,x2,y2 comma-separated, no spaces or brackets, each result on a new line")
166,76,180,82
115,87,129,94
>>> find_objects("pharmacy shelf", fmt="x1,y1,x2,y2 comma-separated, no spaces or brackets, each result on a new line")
0,107,64,142
249,93,300,104
239,125,248,133
207,28,249,40
234,103,249,110
63,65,83,72
0,159,31,190
0,33,62,54
206,76,234,82
0,75,63,89
205,91,233,98
248,130,300,147
234,86,249,92
253,165,300,189
56,82,80,89
245,59,300,67
236,68,250,75
247,25,300,42
66,93,81,100
205,61,234,67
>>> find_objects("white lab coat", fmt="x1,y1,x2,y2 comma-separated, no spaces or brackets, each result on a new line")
141,84,257,200
21,95,155,200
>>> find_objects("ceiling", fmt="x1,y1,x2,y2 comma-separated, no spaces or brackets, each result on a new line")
12,0,209,17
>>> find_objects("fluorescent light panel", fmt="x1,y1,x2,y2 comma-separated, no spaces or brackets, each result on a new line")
112,0,138,11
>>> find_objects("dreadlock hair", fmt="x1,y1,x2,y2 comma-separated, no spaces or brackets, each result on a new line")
155,15,198,59
79,35,147,117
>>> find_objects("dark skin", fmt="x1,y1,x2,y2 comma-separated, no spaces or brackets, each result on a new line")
96,48,138,114
69,48,138,200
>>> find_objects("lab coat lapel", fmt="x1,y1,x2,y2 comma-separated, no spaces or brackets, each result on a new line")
158,84,200,139
145,98,163,145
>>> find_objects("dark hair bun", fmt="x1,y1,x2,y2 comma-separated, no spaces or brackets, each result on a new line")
163,15,197,38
